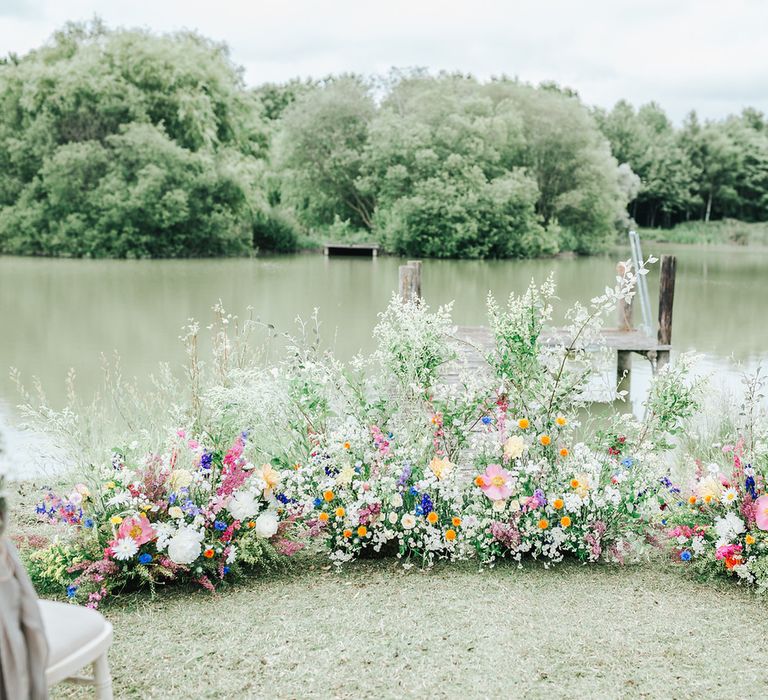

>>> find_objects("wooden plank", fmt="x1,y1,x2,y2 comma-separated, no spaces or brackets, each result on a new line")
454,326,670,353
656,254,676,369
323,243,379,257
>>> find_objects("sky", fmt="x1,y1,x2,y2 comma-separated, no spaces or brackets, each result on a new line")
1,0,767,123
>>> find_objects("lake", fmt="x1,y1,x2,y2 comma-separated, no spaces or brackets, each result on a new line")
2,244,767,476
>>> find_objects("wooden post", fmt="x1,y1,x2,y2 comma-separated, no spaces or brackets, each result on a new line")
616,266,634,396
656,254,676,370
407,260,422,299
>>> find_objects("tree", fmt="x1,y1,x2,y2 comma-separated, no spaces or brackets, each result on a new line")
0,21,283,257
275,76,375,229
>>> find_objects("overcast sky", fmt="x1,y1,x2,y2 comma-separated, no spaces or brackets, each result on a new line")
2,0,766,123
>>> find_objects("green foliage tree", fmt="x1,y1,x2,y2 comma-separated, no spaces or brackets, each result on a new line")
0,21,294,257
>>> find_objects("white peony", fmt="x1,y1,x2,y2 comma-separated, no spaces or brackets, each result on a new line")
714,512,745,545
227,490,259,521
401,513,416,530
254,512,279,539
167,526,204,565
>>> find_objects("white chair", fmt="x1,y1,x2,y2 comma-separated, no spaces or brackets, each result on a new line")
39,600,114,700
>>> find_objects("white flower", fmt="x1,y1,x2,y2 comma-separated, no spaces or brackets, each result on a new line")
228,490,259,521
503,436,526,460
721,488,738,505
401,513,416,530
107,491,132,508
714,512,745,545
167,526,204,565
388,512,398,525
492,499,506,512
391,493,403,508
112,537,139,561
564,493,583,511
254,512,279,538
226,546,237,564
168,506,184,519
604,487,621,506
154,522,175,551
170,469,193,489
707,463,720,474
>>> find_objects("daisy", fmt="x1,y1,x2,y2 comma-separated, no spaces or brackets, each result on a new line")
721,487,738,505
112,537,139,561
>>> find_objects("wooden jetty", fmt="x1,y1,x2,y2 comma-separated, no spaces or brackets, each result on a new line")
324,242,379,257
398,255,677,399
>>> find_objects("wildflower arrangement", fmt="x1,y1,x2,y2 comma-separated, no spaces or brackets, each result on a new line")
664,370,768,590
19,256,708,604
28,431,301,607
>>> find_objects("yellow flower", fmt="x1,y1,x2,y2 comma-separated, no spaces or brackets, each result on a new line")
560,516,572,528
343,529,352,538
539,434,551,446
357,525,368,537
170,469,192,489
335,464,355,487
168,506,184,519
343,441,351,450
445,529,457,542
323,490,334,502
553,498,564,510
259,464,281,493
109,515,123,525
105,481,116,490
451,516,462,527
559,448,569,458
518,418,530,430
503,436,526,460
335,507,346,518
746,534,756,545
555,416,567,427
429,456,453,480
318,512,329,523
427,511,439,524
537,518,549,530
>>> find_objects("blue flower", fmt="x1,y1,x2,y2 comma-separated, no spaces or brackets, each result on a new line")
214,520,227,531
84,518,94,528
223,566,230,575
168,493,177,505
661,519,667,526
66,585,78,598
276,493,289,504
200,452,213,470
481,416,492,425
139,553,153,565
313,497,323,508
622,457,635,468
746,474,758,499
420,493,434,516
680,550,692,562
409,485,418,496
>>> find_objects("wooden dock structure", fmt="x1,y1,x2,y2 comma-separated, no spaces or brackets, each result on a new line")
324,242,379,257
398,255,677,399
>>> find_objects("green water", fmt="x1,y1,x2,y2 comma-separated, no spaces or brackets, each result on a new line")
2,244,767,473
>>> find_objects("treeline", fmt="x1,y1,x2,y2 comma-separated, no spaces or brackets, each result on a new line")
1,22,766,259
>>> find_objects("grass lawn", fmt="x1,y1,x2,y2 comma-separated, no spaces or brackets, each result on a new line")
43,555,767,699
640,219,768,248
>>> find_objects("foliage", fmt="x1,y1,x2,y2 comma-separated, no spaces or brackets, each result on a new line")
0,22,290,257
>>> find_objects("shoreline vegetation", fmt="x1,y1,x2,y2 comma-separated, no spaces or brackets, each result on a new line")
1,20,766,261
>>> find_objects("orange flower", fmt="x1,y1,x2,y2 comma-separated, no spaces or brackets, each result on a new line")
247,520,256,529
560,516,571,528
539,434,551,446
518,418,530,430
474,475,486,488
688,495,697,505
343,441,351,450
318,512,329,522
323,490,334,502
570,478,580,489
357,525,368,537
427,511,439,524
343,529,352,539
746,534,756,545
704,494,713,504
559,448,569,458
555,416,567,427
452,516,462,527
537,518,549,530
203,548,215,559
445,529,457,542
335,507,346,518
552,498,564,510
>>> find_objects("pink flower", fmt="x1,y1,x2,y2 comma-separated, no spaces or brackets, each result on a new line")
755,495,768,530
117,514,156,546
479,464,513,501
